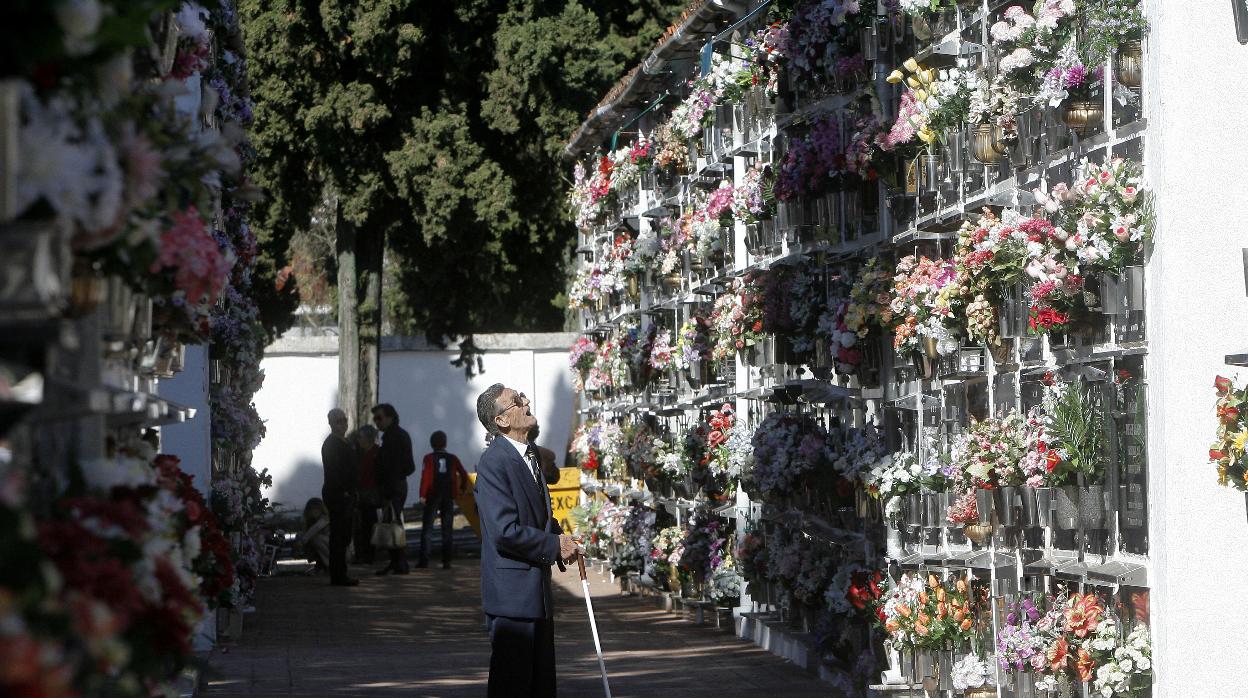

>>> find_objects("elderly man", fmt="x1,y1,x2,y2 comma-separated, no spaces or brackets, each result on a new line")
321,408,358,586
474,384,580,697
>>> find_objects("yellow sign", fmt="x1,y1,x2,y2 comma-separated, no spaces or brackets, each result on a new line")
459,468,582,538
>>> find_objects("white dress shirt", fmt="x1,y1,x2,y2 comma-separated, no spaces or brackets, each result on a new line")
503,435,539,483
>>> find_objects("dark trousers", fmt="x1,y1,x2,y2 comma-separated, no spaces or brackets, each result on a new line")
353,495,378,564
383,487,409,572
487,615,556,698
420,495,455,565
326,498,351,582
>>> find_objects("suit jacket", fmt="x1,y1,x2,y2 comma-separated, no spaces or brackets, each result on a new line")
376,425,416,499
474,436,561,619
320,434,357,507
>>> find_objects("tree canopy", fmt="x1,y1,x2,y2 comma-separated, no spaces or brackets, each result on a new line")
240,0,683,342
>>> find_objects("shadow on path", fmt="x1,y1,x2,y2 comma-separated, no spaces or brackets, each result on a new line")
204,556,828,697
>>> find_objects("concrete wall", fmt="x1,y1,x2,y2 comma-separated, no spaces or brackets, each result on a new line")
253,334,577,511
1145,2,1248,694
157,344,212,498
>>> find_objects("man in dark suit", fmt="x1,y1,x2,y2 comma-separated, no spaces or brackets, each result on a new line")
320,408,358,586
474,384,580,698
372,403,415,575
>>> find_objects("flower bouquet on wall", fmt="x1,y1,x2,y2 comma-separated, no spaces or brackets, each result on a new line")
710,274,766,365
1039,373,1110,530
889,255,964,361
1210,375,1248,491
747,411,834,506
674,315,712,389
762,261,826,361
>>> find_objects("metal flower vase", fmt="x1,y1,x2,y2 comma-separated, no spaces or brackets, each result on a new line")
1062,100,1104,136
1053,486,1081,530
1117,39,1143,88
1079,484,1106,529
1019,487,1046,527
905,493,924,527
974,488,995,525
993,486,1020,527
971,122,1008,165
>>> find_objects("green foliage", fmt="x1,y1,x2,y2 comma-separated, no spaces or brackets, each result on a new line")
241,0,682,347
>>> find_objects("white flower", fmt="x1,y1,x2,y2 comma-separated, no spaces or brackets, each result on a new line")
81,456,157,491
55,0,103,55
175,2,211,43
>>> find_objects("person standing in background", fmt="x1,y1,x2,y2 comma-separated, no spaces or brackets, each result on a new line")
417,430,470,569
320,409,358,586
373,403,415,575
351,424,380,565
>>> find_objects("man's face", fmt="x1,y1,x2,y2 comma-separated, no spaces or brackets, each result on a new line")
493,387,537,435
328,413,348,437
372,410,392,431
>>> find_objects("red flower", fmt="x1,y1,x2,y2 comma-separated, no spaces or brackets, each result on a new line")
1216,375,1234,395
1211,448,1227,461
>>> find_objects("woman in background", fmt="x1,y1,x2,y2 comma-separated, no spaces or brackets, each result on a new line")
351,424,380,565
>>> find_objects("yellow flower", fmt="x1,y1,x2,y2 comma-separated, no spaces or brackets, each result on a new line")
918,128,936,144
1233,430,1248,455
915,88,929,102
904,57,921,73
887,69,905,84
906,76,921,89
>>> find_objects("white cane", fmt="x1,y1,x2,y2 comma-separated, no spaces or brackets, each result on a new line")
576,553,612,698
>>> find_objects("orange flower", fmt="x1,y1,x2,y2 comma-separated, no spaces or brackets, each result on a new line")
959,618,973,632
915,622,929,636
1076,648,1096,682
885,620,900,633
937,602,948,619
936,587,947,602
927,574,939,589
919,591,929,605
917,612,932,626
955,578,968,593
954,609,966,622
897,604,912,618
1047,637,1070,673
1065,594,1103,638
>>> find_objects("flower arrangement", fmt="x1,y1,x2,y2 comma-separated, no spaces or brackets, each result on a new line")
709,275,766,362
1210,375,1248,490
990,1,1079,95
648,328,675,371
1084,0,1148,62
1091,623,1152,697
775,113,881,200
874,572,927,648
889,255,962,355
652,123,691,175
748,412,833,499
831,423,890,486
845,257,895,339
674,316,711,371
953,653,996,691
732,164,774,224
703,404,736,477
864,449,941,501
1041,374,1107,486
953,411,1028,488
763,262,825,355
569,335,598,377
784,1,869,89
1039,157,1153,272
885,60,972,147
1038,43,1104,107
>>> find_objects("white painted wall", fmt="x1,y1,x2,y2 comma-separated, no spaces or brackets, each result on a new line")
1145,2,1248,694
253,334,577,511
157,344,212,498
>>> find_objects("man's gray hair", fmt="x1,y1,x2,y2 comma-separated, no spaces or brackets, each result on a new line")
327,408,347,422
476,383,506,437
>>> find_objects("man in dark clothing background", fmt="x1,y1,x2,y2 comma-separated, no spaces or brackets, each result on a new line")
320,408,358,586
418,430,470,569
373,403,415,575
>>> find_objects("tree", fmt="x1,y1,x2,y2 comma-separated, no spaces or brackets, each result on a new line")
241,1,682,390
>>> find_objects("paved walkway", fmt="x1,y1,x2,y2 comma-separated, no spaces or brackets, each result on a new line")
203,549,828,696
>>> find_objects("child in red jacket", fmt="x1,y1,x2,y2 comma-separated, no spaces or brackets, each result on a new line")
417,431,470,568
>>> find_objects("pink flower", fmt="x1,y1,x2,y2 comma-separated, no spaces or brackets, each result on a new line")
1120,186,1138,203
1114,226,1130,241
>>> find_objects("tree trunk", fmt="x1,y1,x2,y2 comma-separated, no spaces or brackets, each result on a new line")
335,205,361,429
335,203,384,432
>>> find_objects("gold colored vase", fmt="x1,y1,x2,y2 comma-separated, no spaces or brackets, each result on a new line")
1062,100,1103,136
970,123,1008,165
1117,40,1142,88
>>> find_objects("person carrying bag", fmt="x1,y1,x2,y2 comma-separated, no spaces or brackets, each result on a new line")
371,502,407,551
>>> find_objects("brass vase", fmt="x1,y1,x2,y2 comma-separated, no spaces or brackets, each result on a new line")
66,261,107,318
1117,40,1142,88
921,336,940,360
970,122,1008,165
662,273,682,290
1062,100,1103,136
964,522,993,544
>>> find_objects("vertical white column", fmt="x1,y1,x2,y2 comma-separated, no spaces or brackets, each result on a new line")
1144,1,1248,693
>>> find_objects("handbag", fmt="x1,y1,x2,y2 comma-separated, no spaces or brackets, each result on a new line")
370,503,407,550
